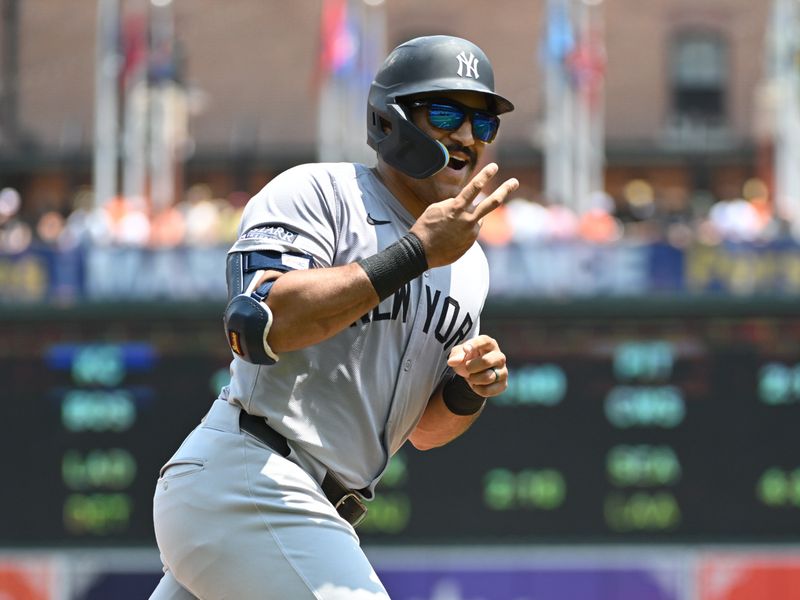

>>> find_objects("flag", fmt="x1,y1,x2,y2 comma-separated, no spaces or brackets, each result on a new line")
318,0,358,81
315,0,384,163
120,13,148,89
540,0,575,66
566,29,606,107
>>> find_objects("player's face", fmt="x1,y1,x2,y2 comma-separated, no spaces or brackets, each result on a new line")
396,91,495,211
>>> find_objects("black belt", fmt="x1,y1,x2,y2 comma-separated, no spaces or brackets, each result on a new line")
238,410,368,527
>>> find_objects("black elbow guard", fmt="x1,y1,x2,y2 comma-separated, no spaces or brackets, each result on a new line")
224,281,279,365
224,247,313,365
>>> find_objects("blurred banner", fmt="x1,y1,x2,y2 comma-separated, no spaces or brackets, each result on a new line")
7,240,800,303
485,239,800,297
0,246,84,303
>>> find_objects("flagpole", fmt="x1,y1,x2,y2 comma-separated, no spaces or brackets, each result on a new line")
353,0,386,165
316,0,352,163
771,0,800,234
580,0,606,213
121,0,150,204
543,0,575,207
93,0,120,208
589,0,606,202
148,0,185,210
574,0,590,214
543,0,560,204
343,0,361,162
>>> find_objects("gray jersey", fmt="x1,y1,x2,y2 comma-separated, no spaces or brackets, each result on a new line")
220,162,489,494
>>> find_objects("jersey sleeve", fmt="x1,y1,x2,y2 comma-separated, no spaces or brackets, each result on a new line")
228,164,341,269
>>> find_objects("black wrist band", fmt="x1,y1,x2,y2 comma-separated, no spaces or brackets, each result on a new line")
442,372,486,416
358,232,429,301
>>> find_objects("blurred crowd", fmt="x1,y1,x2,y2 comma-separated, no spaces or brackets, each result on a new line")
0,184,247,253
0,176,791,254
478,177,789,248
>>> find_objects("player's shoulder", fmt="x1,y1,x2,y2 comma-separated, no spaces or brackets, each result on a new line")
247,163,361,207
268,162,360,189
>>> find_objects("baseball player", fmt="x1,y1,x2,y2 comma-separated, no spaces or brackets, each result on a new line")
149,35,518,599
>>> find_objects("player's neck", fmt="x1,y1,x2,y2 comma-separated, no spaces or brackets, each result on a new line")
372,164,427,218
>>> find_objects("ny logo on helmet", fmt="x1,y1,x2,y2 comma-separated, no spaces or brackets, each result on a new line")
456,51,479,79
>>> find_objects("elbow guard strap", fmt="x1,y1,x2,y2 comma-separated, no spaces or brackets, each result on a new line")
223,281,279,365
442,371,486,416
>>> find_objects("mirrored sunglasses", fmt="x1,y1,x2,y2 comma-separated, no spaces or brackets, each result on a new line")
408,98,501,143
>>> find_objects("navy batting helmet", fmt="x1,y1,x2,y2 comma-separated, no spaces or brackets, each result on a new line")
367,35,514,179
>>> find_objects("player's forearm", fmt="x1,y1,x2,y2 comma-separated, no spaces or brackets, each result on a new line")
407,388,483,451
265,263,380,353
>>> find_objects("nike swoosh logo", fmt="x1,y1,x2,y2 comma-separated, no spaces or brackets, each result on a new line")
367,213,391,225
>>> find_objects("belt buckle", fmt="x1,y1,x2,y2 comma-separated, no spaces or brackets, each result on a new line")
334,492,368,528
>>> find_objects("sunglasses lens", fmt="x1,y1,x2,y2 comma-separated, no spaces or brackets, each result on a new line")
427,103,466,131
472,114,499,142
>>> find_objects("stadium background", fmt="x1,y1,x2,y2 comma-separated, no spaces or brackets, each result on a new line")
3,0,800,598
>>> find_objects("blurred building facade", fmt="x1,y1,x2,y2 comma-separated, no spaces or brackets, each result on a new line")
0,0,771,224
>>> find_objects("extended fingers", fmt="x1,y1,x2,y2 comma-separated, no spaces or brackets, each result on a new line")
472,177,519,221
456,163,499,208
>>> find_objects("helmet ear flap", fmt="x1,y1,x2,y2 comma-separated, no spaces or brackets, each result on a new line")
375,104,450,179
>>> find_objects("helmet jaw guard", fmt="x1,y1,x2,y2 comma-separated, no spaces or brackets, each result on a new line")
371,104,450,179
367,35,513,180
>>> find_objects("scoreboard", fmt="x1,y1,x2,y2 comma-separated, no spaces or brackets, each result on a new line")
372,303,800,544
3,299,800,546
1,306,230,545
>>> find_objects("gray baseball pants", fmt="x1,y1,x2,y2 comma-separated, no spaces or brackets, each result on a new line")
148,399,390,600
